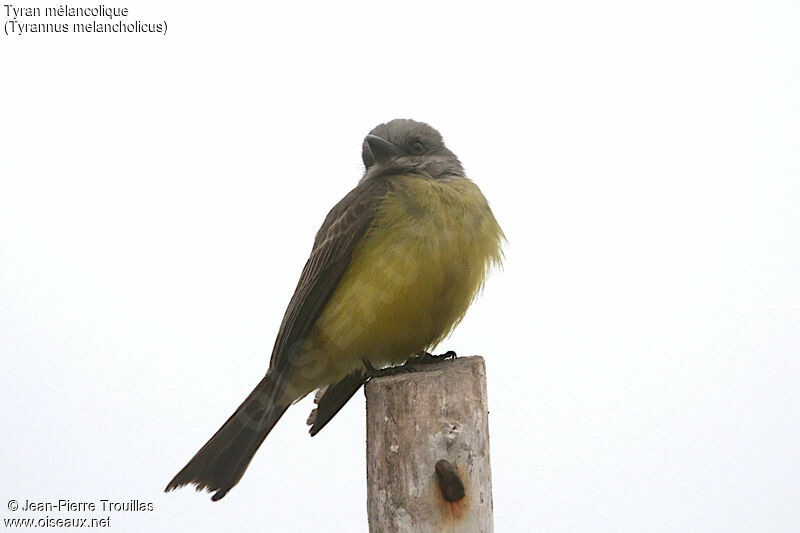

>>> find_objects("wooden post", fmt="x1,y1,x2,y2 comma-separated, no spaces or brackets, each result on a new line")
365,356,494,532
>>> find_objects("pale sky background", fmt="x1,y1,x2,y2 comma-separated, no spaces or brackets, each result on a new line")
1,1,798,531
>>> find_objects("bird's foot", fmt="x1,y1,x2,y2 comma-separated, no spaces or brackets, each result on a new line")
412,350,457,364
362,351,457,380
362,359,417,379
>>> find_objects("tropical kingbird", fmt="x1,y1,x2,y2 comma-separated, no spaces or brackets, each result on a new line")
165,119,504,500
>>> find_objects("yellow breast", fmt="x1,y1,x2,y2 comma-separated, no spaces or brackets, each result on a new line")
297,174,504,393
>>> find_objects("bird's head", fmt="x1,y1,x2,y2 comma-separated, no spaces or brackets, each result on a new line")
361,119,464,180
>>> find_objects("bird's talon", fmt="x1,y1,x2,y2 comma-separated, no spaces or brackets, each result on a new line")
412,350,457,364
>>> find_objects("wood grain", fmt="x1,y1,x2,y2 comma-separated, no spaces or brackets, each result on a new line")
366,356,493,532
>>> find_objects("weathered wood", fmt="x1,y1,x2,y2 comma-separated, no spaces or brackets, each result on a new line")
366,356,493,532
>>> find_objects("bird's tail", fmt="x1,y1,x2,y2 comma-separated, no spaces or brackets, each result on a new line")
165,372,288,501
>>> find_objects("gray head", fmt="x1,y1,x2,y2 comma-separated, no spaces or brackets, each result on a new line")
361,119,465,179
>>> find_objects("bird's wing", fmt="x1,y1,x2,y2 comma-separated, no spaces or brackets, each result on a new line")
267,177,390,393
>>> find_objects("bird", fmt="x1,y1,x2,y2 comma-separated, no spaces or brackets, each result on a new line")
165,118,505,501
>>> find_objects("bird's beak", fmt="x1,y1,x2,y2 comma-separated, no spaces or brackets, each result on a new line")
364,134,404,165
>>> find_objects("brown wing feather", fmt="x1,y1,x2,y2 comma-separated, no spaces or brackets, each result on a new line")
165,178,391,500
267,178,390,393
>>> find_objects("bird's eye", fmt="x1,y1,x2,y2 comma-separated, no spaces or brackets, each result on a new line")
410,141,425,155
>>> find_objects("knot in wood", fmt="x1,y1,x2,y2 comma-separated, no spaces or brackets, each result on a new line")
435,459,465,502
